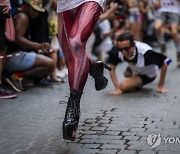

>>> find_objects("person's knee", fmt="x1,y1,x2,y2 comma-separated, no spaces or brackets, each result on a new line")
155,20,162,31
35,54,54,71
119,82,129,91
69,38,83,53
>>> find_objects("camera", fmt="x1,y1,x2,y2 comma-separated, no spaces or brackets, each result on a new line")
0,6,10,18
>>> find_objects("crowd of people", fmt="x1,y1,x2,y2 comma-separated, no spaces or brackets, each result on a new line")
0,0,179,140
88,0,180,63
0,0,68,99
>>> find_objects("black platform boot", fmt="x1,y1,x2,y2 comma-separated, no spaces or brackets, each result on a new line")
89,61,111,91
62,89,82,141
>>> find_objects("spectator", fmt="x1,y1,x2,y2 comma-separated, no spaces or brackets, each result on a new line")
139,0,151,42
3,0,54,91
29,0,63,82
47,0,67,80
0,0,17,99
154,0,180,67
127,0,142,41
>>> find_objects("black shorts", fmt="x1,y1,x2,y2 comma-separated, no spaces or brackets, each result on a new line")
0,15,6,52
138,75,156,86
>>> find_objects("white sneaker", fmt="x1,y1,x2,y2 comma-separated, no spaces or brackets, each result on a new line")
61,67,68,76
56,69,66,78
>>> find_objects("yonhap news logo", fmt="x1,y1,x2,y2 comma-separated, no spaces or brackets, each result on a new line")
147,133,180,148
147,133,161,148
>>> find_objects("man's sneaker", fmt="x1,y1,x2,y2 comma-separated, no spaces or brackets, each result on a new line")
177,52,180,67
0,85,17,99
56,68,66,79
160,44,166,54
3,75,24,92
89,61,111,91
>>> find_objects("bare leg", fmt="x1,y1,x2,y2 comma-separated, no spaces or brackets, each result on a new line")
0,49,6,84
22,54,54,78
120,76,143,93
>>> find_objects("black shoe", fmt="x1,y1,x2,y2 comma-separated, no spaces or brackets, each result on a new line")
62,100,79,141
61,89,82,141
0,85,17,99
2,75,24,92
34,78,53,87
89,61,111,91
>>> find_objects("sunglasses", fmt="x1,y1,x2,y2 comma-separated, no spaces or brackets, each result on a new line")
119,46,133,52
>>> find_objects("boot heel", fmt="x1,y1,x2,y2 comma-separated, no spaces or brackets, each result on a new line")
62,123,78,141
96,61,111,71
104,64,111,71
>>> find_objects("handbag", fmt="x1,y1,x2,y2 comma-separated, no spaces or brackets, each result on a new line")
5,16,15,42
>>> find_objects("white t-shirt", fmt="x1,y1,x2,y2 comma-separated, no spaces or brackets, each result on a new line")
118,41,158,78
95,19,113,53
158,0,180,14
130,41,158,78
57,0,106,13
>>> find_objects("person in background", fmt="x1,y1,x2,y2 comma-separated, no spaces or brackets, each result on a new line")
94,2,124,62
108,32,170,96
29,0,62,82
154,0,180,67
0,0,17,99
127,0,142,41
47,0,67,81
3,0,54,92
139,0,151,42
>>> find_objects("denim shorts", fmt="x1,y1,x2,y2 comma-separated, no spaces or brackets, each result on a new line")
138,74,156,86
4,51,36,72
156,12,180,24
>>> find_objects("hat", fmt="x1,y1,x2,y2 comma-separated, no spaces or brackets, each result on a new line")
25,0,45,12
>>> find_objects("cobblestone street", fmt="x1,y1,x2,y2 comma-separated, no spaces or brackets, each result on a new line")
0,41,180,154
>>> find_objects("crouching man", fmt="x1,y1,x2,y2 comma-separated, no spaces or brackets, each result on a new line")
108,32,171,95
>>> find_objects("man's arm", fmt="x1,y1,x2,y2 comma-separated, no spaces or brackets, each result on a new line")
99,2,118,22
157,62,168,93
109,64,123,95
144,50,169,93
14,13,50,53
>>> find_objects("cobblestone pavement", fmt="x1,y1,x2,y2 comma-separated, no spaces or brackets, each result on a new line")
0,41,180,154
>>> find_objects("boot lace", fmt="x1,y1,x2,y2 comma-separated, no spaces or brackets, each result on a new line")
59,98,79,119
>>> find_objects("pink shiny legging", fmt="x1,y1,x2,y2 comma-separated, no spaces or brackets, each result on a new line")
58,2,102,91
